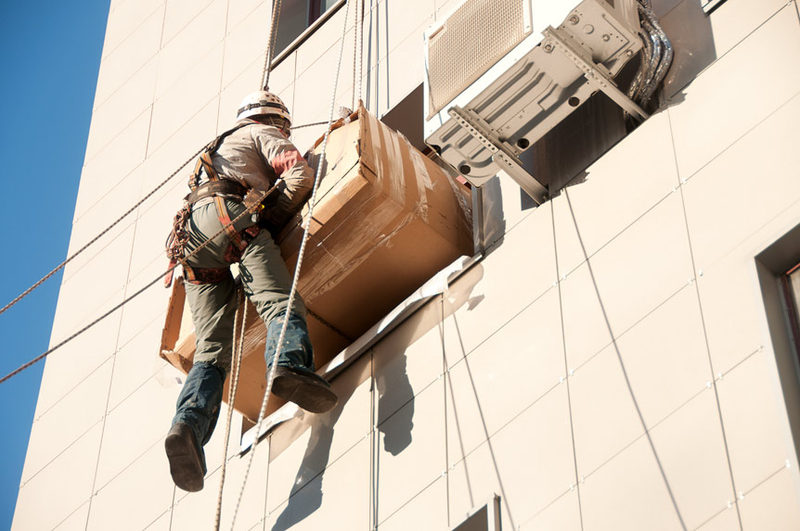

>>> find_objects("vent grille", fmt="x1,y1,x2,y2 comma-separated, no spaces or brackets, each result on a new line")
427,0,531,118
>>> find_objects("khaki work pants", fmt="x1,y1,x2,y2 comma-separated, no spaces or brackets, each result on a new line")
182,199,308,372
172,199,313,449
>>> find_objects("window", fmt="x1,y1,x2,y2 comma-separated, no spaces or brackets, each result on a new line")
274,0,344,58
756,224,800,462
452,496,501,531
781,263,800,368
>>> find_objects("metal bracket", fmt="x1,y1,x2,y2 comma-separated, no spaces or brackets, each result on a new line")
448,106,549,205
543,26,648,121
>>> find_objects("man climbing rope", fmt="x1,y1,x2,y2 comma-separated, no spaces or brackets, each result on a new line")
163,90,338,493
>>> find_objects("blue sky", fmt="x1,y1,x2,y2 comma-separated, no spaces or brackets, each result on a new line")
0,0,110,527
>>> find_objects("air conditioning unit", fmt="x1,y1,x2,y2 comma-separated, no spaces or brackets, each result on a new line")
424,0,646,204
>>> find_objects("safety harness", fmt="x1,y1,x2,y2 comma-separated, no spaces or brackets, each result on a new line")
165,121,272,287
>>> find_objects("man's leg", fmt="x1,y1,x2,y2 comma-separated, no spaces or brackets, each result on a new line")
165,363,223,492
237,227,308,366
167,273,237,491
239,228,337,413
174,276,237,437
264,311,314,370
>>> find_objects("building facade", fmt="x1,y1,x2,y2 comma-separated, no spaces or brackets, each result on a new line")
13,0,800,529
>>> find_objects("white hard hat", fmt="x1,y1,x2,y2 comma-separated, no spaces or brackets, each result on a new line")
236,90,291,124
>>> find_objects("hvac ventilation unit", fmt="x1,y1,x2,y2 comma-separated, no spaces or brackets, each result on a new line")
424,0,646,204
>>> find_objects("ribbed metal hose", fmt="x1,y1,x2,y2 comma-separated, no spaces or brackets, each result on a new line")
639,1,674,104
627,0,674,112
628,29,652,101
639,18,662,105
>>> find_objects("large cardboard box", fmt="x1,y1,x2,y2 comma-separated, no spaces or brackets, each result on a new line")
279,105,473,340
159,105,472,422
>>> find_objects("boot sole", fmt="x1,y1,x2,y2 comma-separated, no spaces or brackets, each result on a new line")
272,367,338,413
165,424,205,492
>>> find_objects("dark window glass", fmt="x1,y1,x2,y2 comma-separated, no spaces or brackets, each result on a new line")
782,264,800,360
275,0,340,54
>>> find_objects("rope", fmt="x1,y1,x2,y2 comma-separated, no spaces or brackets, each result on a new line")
0,182,280,385
356,0,364,104
229,1,354,527
214,288,248,531
261,0,283,90
351,0,359,110
290,120,333,130
349,0,365,108
0,145,205,318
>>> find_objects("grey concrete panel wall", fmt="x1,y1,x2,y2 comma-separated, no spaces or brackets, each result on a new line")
13,0,800,529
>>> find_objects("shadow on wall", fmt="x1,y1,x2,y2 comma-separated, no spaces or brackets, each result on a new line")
562,188,690,528
271,264,485,529
271,356,413,530
656,0,717,101
376,355,414,455
272,381,357,530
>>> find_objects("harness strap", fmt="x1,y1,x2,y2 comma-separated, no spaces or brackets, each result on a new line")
183,264,232,285
213,196,247,252
189,120,258,190
200,151,218,181
185,180,247,205
168,119,268,287
182,263,198,283
188,157,205,191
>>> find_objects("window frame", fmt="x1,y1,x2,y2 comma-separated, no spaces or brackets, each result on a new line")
780,264,800,365
271,0,347,69
701,0,729,14
755,223,800,468
451,495,502,531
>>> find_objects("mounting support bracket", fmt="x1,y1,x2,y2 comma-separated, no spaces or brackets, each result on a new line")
448,106,549,205
543,26,649,121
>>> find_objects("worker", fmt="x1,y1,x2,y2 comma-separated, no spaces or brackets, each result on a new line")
163,90,338,493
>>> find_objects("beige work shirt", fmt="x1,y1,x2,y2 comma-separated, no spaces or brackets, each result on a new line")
209,119,314,228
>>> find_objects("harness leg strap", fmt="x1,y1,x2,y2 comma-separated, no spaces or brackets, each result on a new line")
213,197,247,253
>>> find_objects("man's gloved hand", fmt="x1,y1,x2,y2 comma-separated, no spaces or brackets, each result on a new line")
256,183,301,240
258,211,303,241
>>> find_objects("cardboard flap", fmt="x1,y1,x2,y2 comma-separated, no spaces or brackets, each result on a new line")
159,277,186,361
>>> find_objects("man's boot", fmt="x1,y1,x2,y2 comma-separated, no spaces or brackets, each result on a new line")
272,365,338,413
166,362,223,491
266,312,338,413
165,422,206,492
